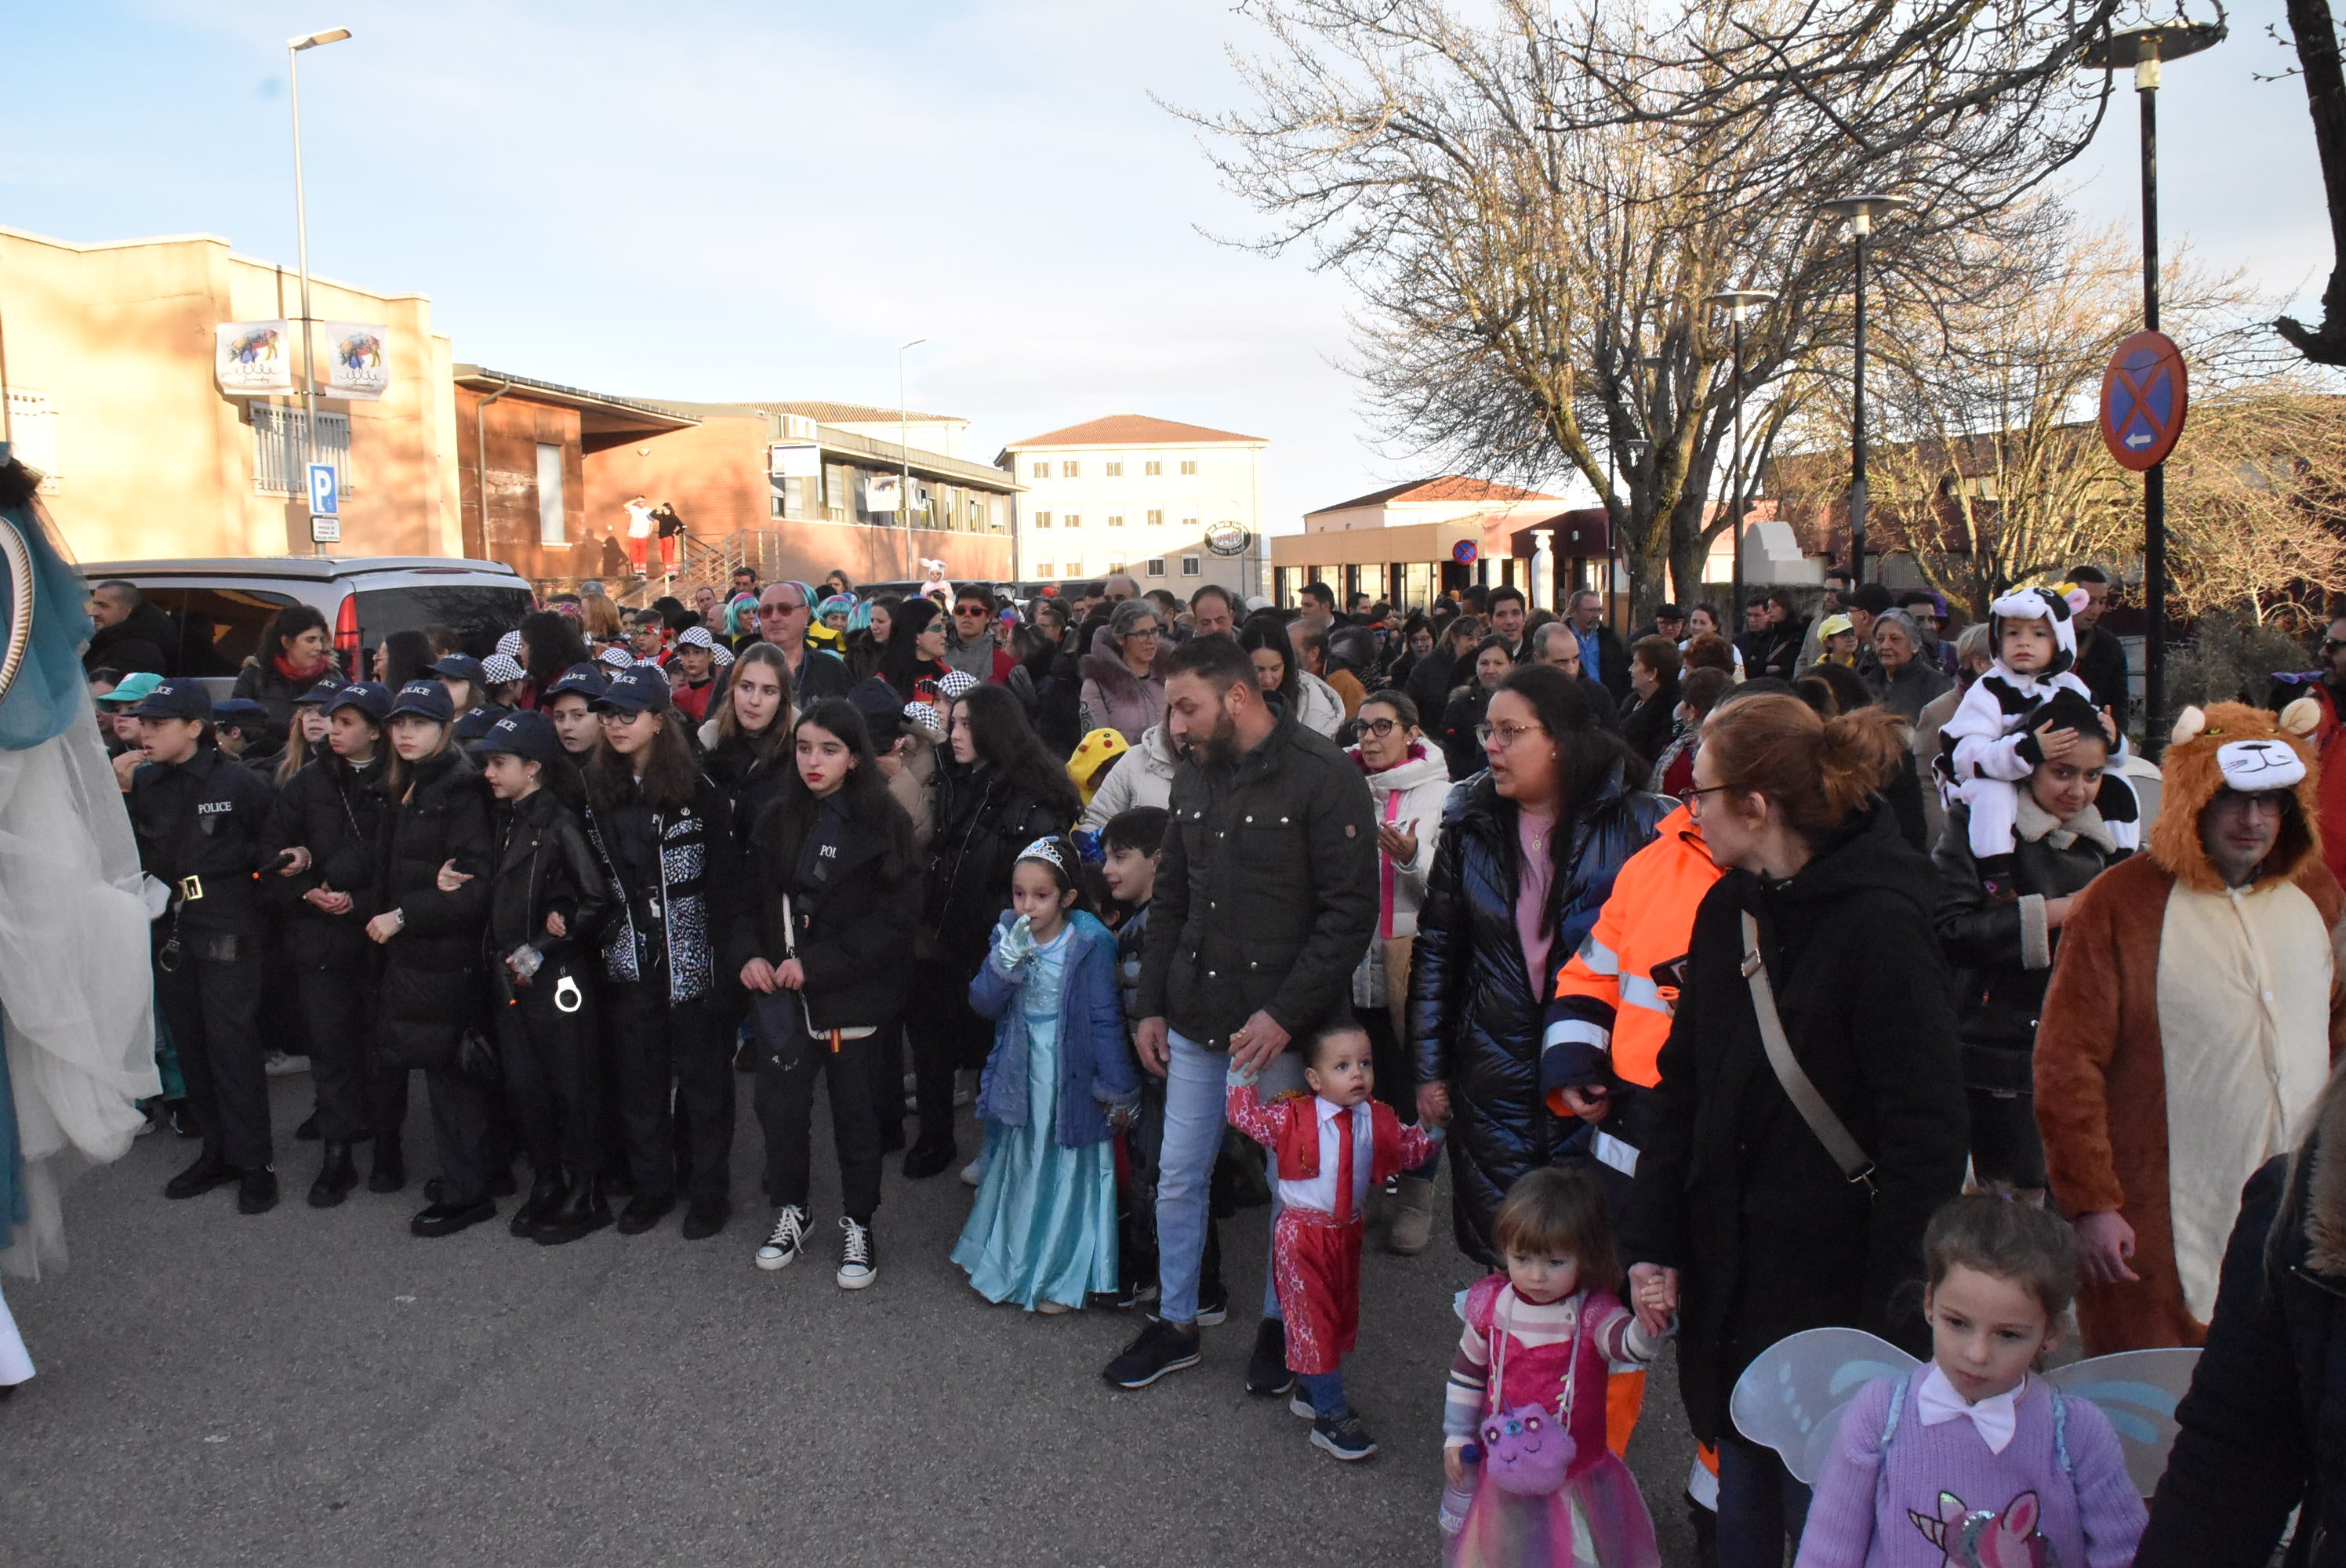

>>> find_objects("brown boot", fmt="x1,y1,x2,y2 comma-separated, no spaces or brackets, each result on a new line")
1386,1174,1436,1256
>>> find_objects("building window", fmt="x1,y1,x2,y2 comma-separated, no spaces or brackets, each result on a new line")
1105,461,1123,477
252,405,352,496
1146,509,1164,527
1146,557,1166,578
1034,511,1051,528
1066,559,1084,577
1063,514,1080,529
1108,558,1126,574
1062,460,1080,477
1181,556,1203,576
536,443,565,545
1032,462,1049,479
1144,460,1162,477
1179,459,1198,476
1106,513,1124,528
1036,561,1053,578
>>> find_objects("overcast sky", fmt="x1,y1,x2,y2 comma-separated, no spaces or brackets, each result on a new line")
1,0,2327,532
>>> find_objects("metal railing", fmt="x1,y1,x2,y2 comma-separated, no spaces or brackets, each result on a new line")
252,405,351,495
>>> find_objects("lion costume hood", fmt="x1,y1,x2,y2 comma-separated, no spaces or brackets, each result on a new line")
2148,699,2325,892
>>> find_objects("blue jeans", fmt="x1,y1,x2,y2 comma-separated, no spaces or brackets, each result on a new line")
1154,1030,1302,1325
1716,1432,1810,1568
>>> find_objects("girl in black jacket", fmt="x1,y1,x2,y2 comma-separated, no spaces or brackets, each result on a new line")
366,681,498,1237
470,710,613,1246
263,680,391,1207
697,641,794,861
1620,693,1967,1566
583,666,740,1241
735,699,920,1287
911,684,1079,1177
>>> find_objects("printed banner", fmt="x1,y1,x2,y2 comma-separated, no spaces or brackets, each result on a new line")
216,321,295,396
321,323,390,401
768,442,822,478
866,473,900,514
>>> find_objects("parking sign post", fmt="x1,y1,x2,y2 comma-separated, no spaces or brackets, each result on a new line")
308,462,340,547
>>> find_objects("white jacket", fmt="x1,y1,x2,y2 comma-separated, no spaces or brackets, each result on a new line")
1294,671,1346,738
1349,743,1451,1009
1078,724,1178,833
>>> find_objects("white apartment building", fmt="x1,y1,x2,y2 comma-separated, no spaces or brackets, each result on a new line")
997,415,1268,601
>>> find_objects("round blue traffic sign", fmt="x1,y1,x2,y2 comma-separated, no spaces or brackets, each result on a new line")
1452,540,1479,566
2100,330,2188,473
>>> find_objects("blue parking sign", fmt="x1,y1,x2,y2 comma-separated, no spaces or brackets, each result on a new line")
308,463,339,517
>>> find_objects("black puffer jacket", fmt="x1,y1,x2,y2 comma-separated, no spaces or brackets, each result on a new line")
483,786,610,982
374,750,494,1069
2138,1128,2346,1566
263,750,387,968
735,793,922,1032
1621,806,1968,1445
85,600,176,677
231,655,336,746
925,764,1074,971
1932,798,2122,1063
698,720,792,857
1139,711,1378,1051
1410,764,1671,1261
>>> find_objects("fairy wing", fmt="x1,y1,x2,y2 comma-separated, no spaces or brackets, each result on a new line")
2045,1348,2202,1495
1730,1327,1920,1485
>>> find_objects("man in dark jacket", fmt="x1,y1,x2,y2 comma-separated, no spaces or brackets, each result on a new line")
124,679,280,1213
2067,564,2131,735
1567,590,1631,705
1105,633,1377,1396
85,580,175,677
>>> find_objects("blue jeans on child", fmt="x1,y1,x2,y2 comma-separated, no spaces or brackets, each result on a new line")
1153,1030,1303,1325
1296,1370,1349,1417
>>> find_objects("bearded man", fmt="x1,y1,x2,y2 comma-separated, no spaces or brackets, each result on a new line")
1103,632,1378,1397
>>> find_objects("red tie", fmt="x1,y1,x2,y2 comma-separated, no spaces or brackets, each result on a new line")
1333,1105,1356,1224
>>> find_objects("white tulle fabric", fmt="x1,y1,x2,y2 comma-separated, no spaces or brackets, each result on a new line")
0,707,158,1276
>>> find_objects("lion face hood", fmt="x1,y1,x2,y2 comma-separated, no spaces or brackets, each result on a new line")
2148,699,2325,891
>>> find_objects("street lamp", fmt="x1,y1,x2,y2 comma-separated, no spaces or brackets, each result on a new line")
288,26,351,556
2082,20,2224,752
897,337,926,539
1705,288,1776,624
1818,194,1908,586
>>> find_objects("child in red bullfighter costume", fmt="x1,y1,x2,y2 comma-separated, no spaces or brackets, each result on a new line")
1227,1024,1443,1461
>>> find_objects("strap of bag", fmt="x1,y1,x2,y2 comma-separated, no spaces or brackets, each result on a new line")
781,892,871,1051
1486,1287,1585,1426
1740,911,1876,1193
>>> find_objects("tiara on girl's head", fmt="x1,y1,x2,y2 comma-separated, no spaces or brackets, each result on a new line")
1017,837,1066,872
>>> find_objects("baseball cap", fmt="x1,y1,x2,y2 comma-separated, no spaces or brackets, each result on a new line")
594,665,673,714
1817,613,1856,641
597,645,635,672
467,708,564,767
123,678,212,720
211,697,270,730
676,625,717,652
427,653,486,687
547,662,608,702
97,671,164,707
325,681,393,724
292,673,348,707
386,681,456,724
481,652,526,685
452,704,505,742
496,630,525,659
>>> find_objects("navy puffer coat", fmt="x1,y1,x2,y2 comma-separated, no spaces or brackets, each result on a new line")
1410,763,1671,1262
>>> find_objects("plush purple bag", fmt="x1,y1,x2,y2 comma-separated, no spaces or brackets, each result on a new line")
1479,1292,1583,1497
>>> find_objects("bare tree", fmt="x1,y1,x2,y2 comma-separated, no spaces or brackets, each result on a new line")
2273,0,2346,364
2166,384,2346,622
1179,0,2103,613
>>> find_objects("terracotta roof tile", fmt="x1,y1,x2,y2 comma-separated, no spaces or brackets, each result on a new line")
764,399,964,426
1305,475,1560,514
1004,414,1268,448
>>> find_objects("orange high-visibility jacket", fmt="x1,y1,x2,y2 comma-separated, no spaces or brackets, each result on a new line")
1542,805,1718,1108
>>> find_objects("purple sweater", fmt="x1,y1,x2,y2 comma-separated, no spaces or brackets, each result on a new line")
1793,1368,2145,1568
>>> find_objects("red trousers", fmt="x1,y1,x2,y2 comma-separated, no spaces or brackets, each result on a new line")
1272,1206,1362,1376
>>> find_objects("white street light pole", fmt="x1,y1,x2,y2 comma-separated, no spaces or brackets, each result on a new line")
1705,288,1776,623
1817,194,1908,586
898,337,926,540
289,26,351,556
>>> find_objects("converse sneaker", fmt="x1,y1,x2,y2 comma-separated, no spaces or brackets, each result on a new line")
1310,1411,1378,1461
754,1205,809,1272
836,1216,877,1290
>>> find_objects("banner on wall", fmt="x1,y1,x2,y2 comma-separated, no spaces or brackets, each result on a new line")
321,323,391,401
866,473,901,514
215,321,295,396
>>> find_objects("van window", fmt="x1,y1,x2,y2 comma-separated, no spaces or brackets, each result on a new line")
140,587,298,677
354,585,533,661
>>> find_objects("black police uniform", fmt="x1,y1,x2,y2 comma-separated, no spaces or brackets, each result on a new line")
129,746,279,1173
484,782,612,1236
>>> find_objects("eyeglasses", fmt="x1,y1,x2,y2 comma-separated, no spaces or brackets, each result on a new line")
1360,717,1403,737
1126,626,1161,640
1475,720,1547,750
1683,784,1731,820
2324,638,2346,653
2211,789,2289,820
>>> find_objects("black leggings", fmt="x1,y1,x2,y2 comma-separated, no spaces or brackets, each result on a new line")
605,983,733,1204
751,991,884,1223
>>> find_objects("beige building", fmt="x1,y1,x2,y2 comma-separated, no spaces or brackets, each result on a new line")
0,224,461,563
998,415,1267,598
1275,476,1572,610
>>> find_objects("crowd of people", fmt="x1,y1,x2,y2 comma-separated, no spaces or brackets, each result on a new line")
41,534,2346,1564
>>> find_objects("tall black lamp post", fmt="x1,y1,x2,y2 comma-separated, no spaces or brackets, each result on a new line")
1705,289,1776,624
1818,194,1908,586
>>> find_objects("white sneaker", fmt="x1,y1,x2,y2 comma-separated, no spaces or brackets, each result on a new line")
1036,1299,1071,1316
836,1216,877,1290
754,1205,809,1272
263,1051,310,1077
959,1157,984,1188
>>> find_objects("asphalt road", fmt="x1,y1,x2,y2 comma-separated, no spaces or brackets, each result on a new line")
4,1072,1701,1567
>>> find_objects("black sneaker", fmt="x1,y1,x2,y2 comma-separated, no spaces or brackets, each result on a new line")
681,1197,730,1241
1310,1411,1378,1461
755,1205,810,1272
835,1216,877,1290
1245,1318,1295,1396
1195,1286,1229,1327
1102,1318,1201,1389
